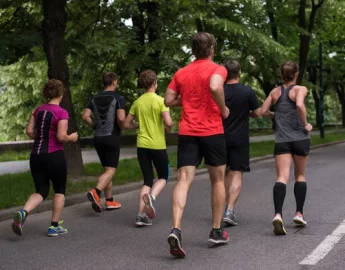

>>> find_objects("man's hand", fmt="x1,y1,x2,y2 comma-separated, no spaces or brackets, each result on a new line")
305,123,313,133
221,107,230,119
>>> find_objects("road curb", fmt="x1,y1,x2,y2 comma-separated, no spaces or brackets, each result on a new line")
1,140,344,222
0,168,208,222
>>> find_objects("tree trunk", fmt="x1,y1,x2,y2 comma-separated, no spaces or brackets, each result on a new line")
42,0,84,176
337,96,345,128
335,85,345,128
307,63,320,128
312,89,320,128
297,0,324,84
266,0,278,42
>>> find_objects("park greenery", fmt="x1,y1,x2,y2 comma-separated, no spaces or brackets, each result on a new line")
1,0,345,175
1,131,344,209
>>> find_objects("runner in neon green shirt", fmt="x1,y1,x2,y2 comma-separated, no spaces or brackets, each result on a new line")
124,70,173,226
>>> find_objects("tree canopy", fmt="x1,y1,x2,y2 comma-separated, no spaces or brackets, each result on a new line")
0,0,344,142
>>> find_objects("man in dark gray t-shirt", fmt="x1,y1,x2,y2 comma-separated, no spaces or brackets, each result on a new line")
82,72,125,213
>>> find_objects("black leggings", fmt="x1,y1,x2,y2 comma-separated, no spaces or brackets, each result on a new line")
137,148,170,188
30,150,67,199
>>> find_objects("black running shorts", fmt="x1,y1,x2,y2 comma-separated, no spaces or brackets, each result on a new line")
274,139,310,156
177,134,227,169
30,150,67,198
226,139,250,172
94,135,120,168
137,148,170,188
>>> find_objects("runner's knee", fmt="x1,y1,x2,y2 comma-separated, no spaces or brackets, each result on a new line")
143,179,154,188
157,164,170,183
36,187,49,200
104,167,116,175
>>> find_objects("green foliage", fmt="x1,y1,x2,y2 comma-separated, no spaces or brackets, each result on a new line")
0,0,344,140
0,48,47,140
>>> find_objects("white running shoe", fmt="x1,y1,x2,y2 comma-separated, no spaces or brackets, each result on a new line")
272,216,287,235
293,215,307,226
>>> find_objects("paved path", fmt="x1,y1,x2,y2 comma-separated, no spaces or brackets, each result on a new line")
1,144,345,269
0,129,343,175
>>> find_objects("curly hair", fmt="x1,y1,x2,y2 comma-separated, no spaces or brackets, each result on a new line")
43,79,64,100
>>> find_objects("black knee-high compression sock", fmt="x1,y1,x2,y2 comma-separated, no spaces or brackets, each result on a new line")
294,181,307,214
273,182,286,215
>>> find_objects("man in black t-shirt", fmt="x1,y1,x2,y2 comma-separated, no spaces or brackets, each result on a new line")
222,60,261,226
82,72,126,213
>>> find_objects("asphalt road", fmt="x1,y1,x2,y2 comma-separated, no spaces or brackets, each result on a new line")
0,144,345,269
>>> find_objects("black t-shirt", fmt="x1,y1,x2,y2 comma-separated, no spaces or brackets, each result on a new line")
86,90,126,136
223,83,259,145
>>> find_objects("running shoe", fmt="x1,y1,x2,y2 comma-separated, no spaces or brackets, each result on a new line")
47,221,68,237
272,215,287,235
223,209,238,226
87,189,102,213
168,228,186,257
105,200,121,210
135,215,152,226
12,210,27,236
143,194,156,219
208,229,229,244
293,214,307,226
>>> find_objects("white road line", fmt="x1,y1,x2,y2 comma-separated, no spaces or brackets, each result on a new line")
299,220,345,265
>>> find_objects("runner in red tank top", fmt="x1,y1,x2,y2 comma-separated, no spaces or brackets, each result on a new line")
164,32,230,257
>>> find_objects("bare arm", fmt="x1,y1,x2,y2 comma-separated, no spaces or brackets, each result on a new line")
209,74,228,118
123,114,139,130
249,108,261,119
26,115,36,140
263,111,275,118
164,89,181,107
117,109,126,129
257,93,273,117
57,120,78,142
82,108,94,128
162,111,173,133
296,86,308,126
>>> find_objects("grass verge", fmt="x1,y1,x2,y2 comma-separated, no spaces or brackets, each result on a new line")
0,132,344,209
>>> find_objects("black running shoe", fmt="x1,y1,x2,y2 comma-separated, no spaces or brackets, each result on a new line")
167,228,186,257
208,229,229,244
135,215,152,227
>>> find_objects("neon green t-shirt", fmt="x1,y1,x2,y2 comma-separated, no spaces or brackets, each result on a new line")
129,92,169,149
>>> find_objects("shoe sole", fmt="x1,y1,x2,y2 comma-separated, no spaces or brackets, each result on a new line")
47,231,68,237
168,233,186,257
208,237,229,244
293,218,307,226
273,219,287,235
105,205,122,211
143,194,155,219
12,212,23,236
223,217,238,226
135,222,152,227
87,192,102,213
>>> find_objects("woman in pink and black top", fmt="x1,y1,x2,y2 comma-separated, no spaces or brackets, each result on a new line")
11,79,78,237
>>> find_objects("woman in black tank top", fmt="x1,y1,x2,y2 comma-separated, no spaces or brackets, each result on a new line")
257,61,312,236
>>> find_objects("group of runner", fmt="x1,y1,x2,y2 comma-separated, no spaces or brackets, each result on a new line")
11,32,312,258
